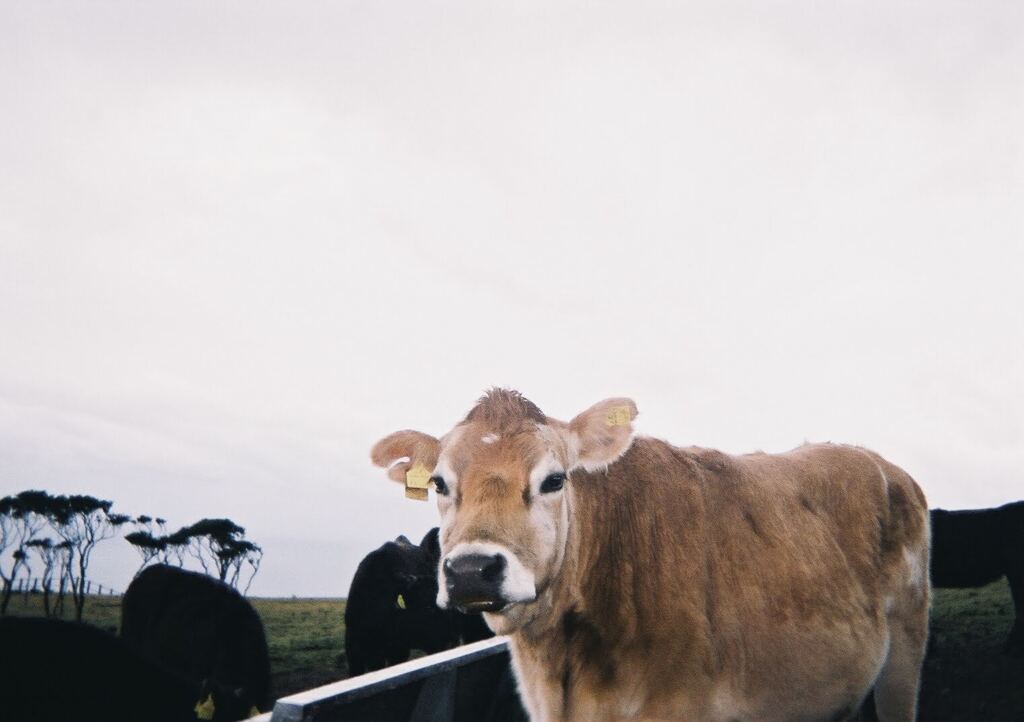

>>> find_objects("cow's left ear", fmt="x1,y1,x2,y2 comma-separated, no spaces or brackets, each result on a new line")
371,430,441,484
563,398,638,472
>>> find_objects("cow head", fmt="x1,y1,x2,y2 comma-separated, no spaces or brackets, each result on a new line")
371,389,637,634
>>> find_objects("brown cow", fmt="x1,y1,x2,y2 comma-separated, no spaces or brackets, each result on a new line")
371,389,930,721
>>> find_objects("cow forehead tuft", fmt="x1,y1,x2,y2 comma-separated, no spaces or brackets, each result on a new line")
463,388,546,430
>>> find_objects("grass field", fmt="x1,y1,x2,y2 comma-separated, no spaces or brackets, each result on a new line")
5,579,1022,719
919,579,1024,721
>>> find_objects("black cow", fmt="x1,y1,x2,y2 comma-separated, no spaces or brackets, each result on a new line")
930,501,1024,653
344,528,493,676
121,565,271,711
0,617,255,722
418,527,493,645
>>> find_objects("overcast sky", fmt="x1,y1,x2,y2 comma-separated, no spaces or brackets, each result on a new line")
1,1,1021,596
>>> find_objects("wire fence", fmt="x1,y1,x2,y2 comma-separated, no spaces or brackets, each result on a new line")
3,576,122,597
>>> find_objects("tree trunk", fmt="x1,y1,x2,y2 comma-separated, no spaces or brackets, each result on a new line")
55,573,67,617
0,559,25,615
73,547,90,622
0,577,10,616
74,575,86,622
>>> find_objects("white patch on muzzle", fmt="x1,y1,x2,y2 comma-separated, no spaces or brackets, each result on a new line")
436,540,537,609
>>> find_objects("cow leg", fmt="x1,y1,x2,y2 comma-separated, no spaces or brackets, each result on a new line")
364,649,389,672
352,637,389,674
348,656,366,677
346,635,367,677
855,690,878,722
872,600,928,722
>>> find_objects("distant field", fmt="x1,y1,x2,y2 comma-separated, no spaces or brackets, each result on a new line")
252,597,348,698
919,579,1024,721
5,580,1022,719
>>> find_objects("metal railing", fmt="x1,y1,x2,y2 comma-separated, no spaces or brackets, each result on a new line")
248,636,527,722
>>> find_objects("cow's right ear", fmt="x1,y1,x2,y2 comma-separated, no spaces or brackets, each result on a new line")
564,397,638,472
371,430,441,484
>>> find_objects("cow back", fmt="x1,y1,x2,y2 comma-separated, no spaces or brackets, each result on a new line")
547,438,929,717
0,617,234,722
121,564,271,709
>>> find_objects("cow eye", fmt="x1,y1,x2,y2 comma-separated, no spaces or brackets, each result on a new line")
540,472,566,494
430,476,449,495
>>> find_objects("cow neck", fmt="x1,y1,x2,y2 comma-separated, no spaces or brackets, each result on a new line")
516,440,715,659
512,463,633,646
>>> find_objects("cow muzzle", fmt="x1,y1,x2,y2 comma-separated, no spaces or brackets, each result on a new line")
443,552,509,613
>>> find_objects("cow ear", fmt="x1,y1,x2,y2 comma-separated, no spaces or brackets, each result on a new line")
371,430,441,484
419,527,441,562
565,398,638,472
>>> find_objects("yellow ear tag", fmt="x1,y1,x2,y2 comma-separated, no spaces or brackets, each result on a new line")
405,463,432,489
249,706,261,717
605,406,632,427
194,693,216,720
405,487,428,501
396,593,406,609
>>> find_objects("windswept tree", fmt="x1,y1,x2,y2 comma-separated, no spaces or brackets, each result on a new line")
0,496,12,564
123,516,262,591
8,549,29,602
219,538,263,594
125,514,177,573
162,527,191,567
0,491,51,615
125,524,190,569
25,538,59,615
132,515,167,537
0,495,14,596
52,540,73,617
183,518,245,581
125,530,166,574
178,518,262,593
51,495,130,621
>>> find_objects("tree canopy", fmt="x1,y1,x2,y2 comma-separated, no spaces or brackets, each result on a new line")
1,489,264,619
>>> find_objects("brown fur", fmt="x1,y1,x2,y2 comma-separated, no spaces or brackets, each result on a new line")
464,388,548,428
371,391,930,722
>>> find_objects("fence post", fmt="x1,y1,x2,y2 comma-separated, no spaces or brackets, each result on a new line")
409,668,456,722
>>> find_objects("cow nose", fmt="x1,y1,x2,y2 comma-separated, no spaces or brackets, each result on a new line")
443,553,507,612
444,553,506,581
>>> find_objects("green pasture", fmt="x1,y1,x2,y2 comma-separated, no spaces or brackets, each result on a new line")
4,579,1022,719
